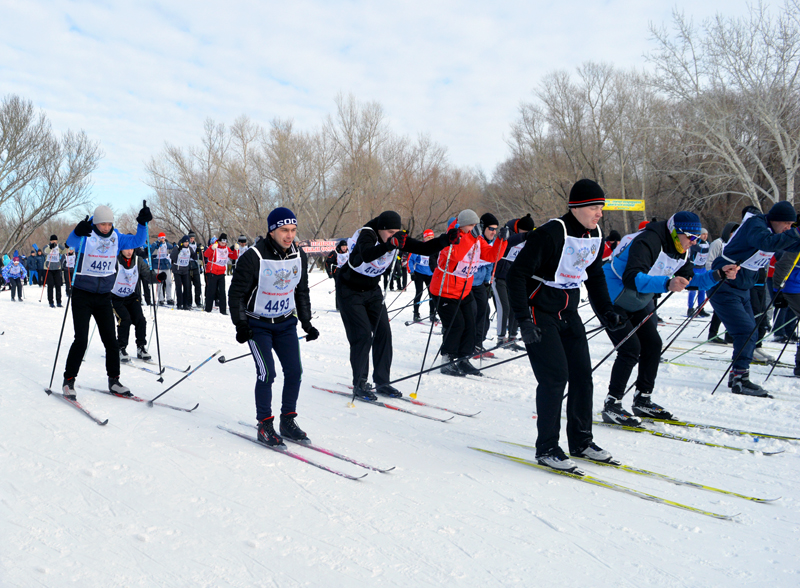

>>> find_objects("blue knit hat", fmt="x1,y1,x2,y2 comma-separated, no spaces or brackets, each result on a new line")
267,207,297,233
767,201,797,223
668,211,702,235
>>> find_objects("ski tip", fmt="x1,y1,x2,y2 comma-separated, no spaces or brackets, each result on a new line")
189,403,200,411
184,366,192,372
379,466,397,473
97,418,109,426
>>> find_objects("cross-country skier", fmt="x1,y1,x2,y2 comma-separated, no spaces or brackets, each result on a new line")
602,211,739,424
710,201,800,396
771,237,800,376
228,207,319,446
493,214,536,351
170,235,196,310
507,179,625,472
337,211,459,400
204,233,239,314
408,230,436,323
150,233,174,306
43,235,64,307
2,255,27,301
61,204,152,398
686,228,710,317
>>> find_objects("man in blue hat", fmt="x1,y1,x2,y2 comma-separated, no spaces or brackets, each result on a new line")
602,211,739,422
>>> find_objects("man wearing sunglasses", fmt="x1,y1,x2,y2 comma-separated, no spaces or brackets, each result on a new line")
602,211,739,424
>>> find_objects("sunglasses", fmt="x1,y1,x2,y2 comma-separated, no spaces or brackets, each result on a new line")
485,226,498,231
681,232,700,242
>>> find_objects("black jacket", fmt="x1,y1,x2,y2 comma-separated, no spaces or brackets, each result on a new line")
169,244,197,276
228,235,312,327
337,218,450,292
112,252,158,301
494,219,529,281
507,211,613,321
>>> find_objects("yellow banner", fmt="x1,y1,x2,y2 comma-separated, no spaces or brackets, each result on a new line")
603,199,646,211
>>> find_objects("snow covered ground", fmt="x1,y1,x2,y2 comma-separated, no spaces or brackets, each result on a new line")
2,273,799,587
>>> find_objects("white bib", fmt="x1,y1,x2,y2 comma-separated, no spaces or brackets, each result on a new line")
65,254,76,269
415,255,430,269
722,212,774,271
451,242,481,278
176,248,191,267
112,262,139,297
503,242,524,262
249,249,302,318
239,245,249,256
539,219,602,290
79,233,119,277
47,248,60,263
213,247,229,269
693,244,709,267
337,251,349,267
347,228,395,277
156,243,168,260
648,250,687,277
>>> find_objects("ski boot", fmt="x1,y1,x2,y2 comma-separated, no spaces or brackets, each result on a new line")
62,377,77,400
119,348,131,362
602,396,642,426
631,391,674,420
279,412,308,441
570,442,614,463
752,347,775,364
536,447,580,472
458,357,482,376
728,370,770,397
257,416,285,446
687,307,694,317
137,346,152,361
108,377,132,397
412,312,422,323
440,354,465,377
375,384,402,398
352,379,378,401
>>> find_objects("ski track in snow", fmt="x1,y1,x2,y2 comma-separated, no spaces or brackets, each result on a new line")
1,278,800,586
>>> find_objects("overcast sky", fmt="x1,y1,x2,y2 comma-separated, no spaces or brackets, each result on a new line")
1,0,753,213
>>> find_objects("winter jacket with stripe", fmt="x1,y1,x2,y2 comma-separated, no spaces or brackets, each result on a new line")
429,226,504,300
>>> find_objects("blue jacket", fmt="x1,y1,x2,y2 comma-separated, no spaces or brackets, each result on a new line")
67,222,148,293
407,253,434,277
711,212,800,290
149,240,175,270
2,262,27,281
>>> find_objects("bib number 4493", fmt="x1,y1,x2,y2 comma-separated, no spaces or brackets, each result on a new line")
264,297,291,314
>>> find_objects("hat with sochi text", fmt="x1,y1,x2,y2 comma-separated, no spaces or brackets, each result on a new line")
267,207,298,233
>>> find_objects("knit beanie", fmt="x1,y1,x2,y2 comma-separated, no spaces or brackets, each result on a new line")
457,209,480,226
515,214,535,232
480,213,499,227
336,239,348,252
238,235,247,243
267,207,298,233
93,205,114,224
422,229,435,238
767,201,797,223
668,211,702,235
158,232,166,239
606,230,622,242
188,231,196,238
219,233,228,242
49,234,58,242
179,235,190,245
568,179,606,208
376,211,402,231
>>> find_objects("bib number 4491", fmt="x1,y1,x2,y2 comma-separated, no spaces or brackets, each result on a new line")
90,260,114,272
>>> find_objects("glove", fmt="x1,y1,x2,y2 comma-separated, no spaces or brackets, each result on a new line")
446,228,461,245
518,319,542,345
387,230,407,250
774,291,789,309
74,216,92,238
302,321,320,341
602,310,626,331
470,223,483,238
156,272,167,283
235,322,254,344
211,242,218,249
234,244,240,250
498,226,510,241
136,206,153,225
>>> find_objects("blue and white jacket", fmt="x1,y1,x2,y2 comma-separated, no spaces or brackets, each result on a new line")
408,253,434,277
67,222,148,294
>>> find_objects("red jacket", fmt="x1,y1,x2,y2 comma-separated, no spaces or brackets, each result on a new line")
204,245,239,275
430,229,505,299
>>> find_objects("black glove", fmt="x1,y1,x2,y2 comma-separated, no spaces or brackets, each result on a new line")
518,319,542,345
774,291,789,309
470,223,483,238
136,206,153,225
74,216,92,238
498,226,510,241
601,310,626,331
235,322,254,344
446,228,461,245
387,230,407,250
156,272,167,283
302,321,320,341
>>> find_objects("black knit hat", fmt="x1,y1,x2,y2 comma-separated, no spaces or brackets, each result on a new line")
50,234,58,241
376,211,402,230
337,239,348,252
188,231,196,238
219,232,228,242
238,235,247,243
568,179,606,208
480,213,499,227
515,214,535,232
606,230,622,242
767,201,797,223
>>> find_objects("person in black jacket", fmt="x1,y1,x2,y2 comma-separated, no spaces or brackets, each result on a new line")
112,248,164,361
337,211,459,400
493,214,535,350
507,180,624,472
228,207,319,446
169,235,196,310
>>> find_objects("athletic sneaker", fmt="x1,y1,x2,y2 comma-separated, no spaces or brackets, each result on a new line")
137,346,151,360
536,447,580,472
728,370,769,397
632,391,674,420
571,442,614,463
601,397,642,426
440,354,465,377
62,377,76,399
353,380,378,401
119,348,131,362
752,348,775,364
375,384,402,398
108,377,132,397
279,413,308,441
458,358,482,376
257,417,285,446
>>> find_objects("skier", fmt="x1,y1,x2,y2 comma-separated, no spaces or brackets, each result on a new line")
111,247,164,361
705,222,739,344
493,214,536,351
686,228,710,317
710,202,800,396
430,210,506,376
228,207,319,446
337,210,459,399
150,233,174,306
602,211,739,424
43,235,64,307
2,255,27,301
771,240,800,376
506,179,624,471
26,250,39,285
61,204,152,398
325,240,348,311
408,230,436,322
473,214,500,357
204,233,239,314
187,231,204,307
63,247,76,297
170,235,196,310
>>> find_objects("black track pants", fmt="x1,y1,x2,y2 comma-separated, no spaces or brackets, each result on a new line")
606,301,662,399
433,292,475,358
205,273,227,314
337,283,392,386
113,295,147,349
64,288,120,380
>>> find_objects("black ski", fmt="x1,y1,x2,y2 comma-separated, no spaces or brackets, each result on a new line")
77,385,198,412
44,388,108,425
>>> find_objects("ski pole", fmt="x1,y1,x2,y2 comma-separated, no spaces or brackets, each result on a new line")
388,298,431,321
591,293,674,373
309,276,329,289
39,265,50,302
660,279,726,357
147,349,221,404
711,250,800,394
763,333,793,383
46,233,86,392
143,201,164,382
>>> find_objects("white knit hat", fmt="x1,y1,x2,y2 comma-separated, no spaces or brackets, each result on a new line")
457,209,480,226
93,205,114,224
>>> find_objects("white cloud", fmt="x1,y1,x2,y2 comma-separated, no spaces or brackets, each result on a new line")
0,0,754,213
